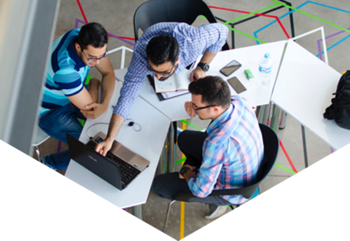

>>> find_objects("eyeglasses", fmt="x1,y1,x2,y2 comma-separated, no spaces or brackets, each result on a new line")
147,63,177,77
82,50,107,63
192,102,216,111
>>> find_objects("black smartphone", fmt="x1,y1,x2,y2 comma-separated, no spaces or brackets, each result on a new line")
228,76,247,94
220,60,242,76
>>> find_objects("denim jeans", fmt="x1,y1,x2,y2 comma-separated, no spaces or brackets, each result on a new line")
38,103,86,170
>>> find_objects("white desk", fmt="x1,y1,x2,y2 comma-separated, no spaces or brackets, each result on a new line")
271,40,350,150
115,40,286,121
65,81,171,209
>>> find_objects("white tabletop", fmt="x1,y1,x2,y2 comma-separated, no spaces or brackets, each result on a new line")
65,81,171,209
271,40,350,150
115,68,191,121
115,40,286,121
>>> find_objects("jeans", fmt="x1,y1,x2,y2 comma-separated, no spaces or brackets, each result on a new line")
152,130,232,206
38,103,86,170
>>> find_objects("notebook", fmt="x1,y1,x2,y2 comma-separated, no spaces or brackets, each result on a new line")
66,132,150,190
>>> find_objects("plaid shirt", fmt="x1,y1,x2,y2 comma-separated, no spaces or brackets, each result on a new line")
187,96,264,205
113,22,228,119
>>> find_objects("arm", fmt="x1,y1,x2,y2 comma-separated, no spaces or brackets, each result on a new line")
54,69,95,111
187,143,223,198
95,113,124,156
81,56,115,119
95,51,149,155
190,23,229,81
190,50,217,81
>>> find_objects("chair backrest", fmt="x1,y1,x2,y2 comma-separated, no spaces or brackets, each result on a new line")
133,0,229,50
173,123,279,202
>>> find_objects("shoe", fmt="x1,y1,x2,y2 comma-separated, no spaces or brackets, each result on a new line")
40,157,58,175
205,204,227,219
41,156,57,171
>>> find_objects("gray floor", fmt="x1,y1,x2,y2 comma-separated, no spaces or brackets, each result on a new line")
32,0,350,239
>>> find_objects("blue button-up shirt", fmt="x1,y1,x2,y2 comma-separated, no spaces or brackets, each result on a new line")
113,22,228,119
188,96,264,205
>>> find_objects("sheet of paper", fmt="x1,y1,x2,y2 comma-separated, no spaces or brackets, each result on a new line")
154,76,177,93
161,89,189,99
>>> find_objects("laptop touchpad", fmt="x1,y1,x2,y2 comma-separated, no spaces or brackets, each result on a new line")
114,146,136,162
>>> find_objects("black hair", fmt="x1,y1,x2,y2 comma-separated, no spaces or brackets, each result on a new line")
146,34,179,66
75,22,108,50
189,76,231,108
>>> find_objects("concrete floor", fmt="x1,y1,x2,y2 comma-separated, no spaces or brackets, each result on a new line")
32,0,350,239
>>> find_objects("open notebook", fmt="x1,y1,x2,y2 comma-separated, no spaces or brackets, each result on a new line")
148,69,192,100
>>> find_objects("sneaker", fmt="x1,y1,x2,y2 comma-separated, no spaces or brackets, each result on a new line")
41,156,57,171
205,204,227,219
40,157,58,175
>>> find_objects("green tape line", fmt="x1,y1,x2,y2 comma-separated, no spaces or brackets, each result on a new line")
226,25,266,43
85,75,93,85
274,163,296,175
224,3,280,25
271,0,350,34
180,120,203,131
175,157,187,165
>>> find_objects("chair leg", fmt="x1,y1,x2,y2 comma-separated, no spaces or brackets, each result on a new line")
34,146,43,163
163,200,176,233
229,204,240,210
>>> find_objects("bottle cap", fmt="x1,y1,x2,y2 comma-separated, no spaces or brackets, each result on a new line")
264,53,270,58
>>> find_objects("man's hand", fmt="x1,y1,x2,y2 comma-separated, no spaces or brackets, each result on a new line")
190,67,206,81
179,164,197,180
185,101,196,118
95,138,114,156
80,102,108,119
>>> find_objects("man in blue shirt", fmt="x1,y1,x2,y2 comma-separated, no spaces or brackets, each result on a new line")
39,22,115,170
94,22,228,155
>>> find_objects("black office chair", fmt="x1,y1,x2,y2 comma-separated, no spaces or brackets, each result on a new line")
162,123,279,233
133,0,230,50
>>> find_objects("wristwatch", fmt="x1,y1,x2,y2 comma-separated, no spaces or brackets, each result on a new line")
197,62,210,72
179,166,190,176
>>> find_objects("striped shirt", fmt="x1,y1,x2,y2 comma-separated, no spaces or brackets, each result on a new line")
113,22,228,119
187,96,264,205
39,28,90,118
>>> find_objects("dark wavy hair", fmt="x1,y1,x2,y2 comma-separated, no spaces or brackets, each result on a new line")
75,22,108,50
189,76,231,108
146,34,179,65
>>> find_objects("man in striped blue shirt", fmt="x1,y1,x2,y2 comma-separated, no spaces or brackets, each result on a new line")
153,76,264,219
39,22,115,170
95,22,228,156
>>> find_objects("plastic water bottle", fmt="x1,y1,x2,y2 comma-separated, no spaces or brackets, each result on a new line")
258,53,273,86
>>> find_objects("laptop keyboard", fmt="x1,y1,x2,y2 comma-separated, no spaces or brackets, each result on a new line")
86,140,140,188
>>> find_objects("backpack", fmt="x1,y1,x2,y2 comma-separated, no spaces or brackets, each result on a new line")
323,70,350,130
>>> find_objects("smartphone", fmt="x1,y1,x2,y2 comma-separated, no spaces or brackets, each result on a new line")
228,76,247,94
220,60,242,76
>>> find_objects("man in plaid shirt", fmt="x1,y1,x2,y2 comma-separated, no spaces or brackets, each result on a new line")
153,76,264,219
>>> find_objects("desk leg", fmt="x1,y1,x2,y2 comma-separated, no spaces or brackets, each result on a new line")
132,205,142,219
257,104,271,125
279,111,288,129
301,126,309,168
169,122,176,173
270,104,281,133
166,125,171,173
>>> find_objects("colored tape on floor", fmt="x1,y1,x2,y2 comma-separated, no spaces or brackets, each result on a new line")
210,5,290,39
270,0,350,34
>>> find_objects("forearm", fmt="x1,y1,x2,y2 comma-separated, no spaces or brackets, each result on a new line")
106,113,124,143
87,78,100,103
100,72,115,106
199,50,217,65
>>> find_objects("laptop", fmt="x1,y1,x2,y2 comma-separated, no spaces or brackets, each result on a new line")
66,132,150,190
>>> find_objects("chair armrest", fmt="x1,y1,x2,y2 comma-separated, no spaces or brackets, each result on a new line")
172,185,258,202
